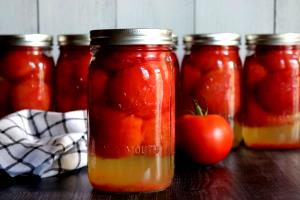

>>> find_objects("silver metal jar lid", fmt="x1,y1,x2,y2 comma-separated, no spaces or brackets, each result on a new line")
58,34,90,46
90,28,173,45
0,34,53,47
183,33,241,46
172,33,178,46
246,33,300,45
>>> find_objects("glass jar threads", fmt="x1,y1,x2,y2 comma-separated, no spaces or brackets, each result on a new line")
88,29,175,192
242,33,300,149
55,34,91,112
179,33,242,147
0,34,54,117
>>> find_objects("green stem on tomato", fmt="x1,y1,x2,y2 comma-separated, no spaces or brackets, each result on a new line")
193,100,208,116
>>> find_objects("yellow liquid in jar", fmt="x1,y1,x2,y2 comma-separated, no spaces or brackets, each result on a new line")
88,154,174,192
242,122,300,149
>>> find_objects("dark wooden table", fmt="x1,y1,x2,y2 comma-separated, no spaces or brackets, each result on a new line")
1,147,300,200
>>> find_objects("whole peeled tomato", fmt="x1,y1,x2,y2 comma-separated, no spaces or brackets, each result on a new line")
11,79,51,111
256,71,300,115
243,55,268,90
194,69,241,117
109,62,171,118
176,103,233,165
89,105,143,158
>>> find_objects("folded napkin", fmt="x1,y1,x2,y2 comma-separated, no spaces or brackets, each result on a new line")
0,109,87,178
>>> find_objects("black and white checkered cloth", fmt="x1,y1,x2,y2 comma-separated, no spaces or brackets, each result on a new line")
0,109,87,178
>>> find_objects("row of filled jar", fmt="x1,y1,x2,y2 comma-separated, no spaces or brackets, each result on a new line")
0,32,300,151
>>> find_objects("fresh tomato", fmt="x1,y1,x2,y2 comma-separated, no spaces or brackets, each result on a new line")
194,69,241,117
89,105,143,158
256,71,300,115
176,103,233,165
108,62,171,118
11,79,51,111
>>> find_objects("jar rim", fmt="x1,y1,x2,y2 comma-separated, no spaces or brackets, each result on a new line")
246,33,300,45
58,34,89,46
0,34,53,47
183,33,241,46
90,28,173,45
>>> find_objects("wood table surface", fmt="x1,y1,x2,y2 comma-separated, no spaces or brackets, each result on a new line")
1,147,300,200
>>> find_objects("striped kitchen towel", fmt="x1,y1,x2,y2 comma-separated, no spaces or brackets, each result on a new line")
0,109,87,178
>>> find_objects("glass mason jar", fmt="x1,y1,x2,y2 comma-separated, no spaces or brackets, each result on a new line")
243,34,300,149
171,34,180,116
88,29,175,192
0,34,54,117
179,33,242,147
55,34,91,112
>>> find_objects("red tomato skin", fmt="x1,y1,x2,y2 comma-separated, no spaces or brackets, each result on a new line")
176,114,233,165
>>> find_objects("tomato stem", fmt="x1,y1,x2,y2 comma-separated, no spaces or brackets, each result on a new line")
193,100,207,116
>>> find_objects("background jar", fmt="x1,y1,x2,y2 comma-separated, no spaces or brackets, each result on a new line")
179,33,242,147
55,34,91,112
0,34,54,117
88,29,175,192
243,33,300,149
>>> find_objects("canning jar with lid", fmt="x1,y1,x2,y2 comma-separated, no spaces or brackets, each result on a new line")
55,34,91,112
243,33,300,149
179,33,242,147
88,29,175,192
0,34,54,117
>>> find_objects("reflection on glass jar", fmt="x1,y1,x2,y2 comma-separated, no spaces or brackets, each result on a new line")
87,29,175,192
242,33,300,149
179,33,242,147
0,34,54,117
55,34,91,112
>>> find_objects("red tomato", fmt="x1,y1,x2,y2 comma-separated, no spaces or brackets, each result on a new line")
89,68,109,105
194,69,241,117
141,112,174,156
189,46,240,73
244,55,268,89
243,95,294,126
89,105,143,158
0,78,11,117
181,64,201,95
176,113,233,165
256,71,300,115
109,62,171,118
56,94,73,112
72,94,87,110
0,49,53,81
11,79,51,111
258,48,300,73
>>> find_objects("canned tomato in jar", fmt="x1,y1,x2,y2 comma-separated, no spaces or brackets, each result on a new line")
243,33,300,149
55,34,91,112
179,33,242,147
88,29,175,192
0,34,54,117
